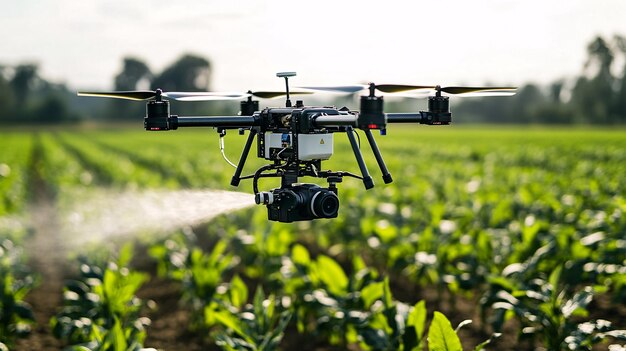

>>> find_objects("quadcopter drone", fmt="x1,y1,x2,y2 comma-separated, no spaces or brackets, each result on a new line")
79,72,516,223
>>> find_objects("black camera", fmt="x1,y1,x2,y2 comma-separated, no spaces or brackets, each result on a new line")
255,184,339,223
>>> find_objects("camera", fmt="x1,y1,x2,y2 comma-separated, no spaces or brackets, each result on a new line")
255,184,339,223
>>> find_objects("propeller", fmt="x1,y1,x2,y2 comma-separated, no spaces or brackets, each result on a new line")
299,84,517,97
77,89,312,101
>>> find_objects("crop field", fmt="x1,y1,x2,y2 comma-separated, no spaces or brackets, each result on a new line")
0,126,625,350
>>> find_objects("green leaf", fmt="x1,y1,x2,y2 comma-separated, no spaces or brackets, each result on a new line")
428,311,462,351
455,319,472,333
360,327,390,350
292,244,311,267
473,333,501,351
117,242,134,268
408,300,427,348
382,277,393,310
316,255,348,296
361,281,384,309
229,275,248,309
214,310,254,345
548,265,562,294
561,287,594,319
104,317,128,351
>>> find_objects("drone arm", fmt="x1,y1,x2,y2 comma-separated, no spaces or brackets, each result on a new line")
385,113,423,124
313,115,358,128
313,113,426,128
171,116,258,129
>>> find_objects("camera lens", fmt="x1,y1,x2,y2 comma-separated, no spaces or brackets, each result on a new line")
311,190,339,218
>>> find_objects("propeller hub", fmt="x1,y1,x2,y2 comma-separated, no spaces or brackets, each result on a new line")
368,83,376,97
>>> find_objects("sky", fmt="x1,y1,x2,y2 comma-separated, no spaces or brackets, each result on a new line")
2,0,626,92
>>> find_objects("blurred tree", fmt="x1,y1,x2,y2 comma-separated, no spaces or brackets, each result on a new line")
549,80,564,104
612,35,626,123
108,57,152,120
0,66,16,120
10,64,39,108
152,54,212,115
152,54,211,92
510,84,547,123
570,36,615,123
34,93,70,123
114,57,152,91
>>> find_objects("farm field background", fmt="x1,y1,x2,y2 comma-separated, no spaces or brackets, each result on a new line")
1,125,625,350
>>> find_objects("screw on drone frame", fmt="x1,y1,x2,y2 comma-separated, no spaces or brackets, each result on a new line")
277,72,296,107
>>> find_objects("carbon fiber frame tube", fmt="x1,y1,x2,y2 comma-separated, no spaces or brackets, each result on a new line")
175,116,257,128
385,113,423,123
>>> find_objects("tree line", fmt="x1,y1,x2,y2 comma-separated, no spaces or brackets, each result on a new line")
0,54,213,124
452,34,626,124
1,35,626,125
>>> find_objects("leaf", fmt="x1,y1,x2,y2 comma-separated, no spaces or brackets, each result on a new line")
291,244,310,267
316,255,348,296
548,265,562,294
104,317,128,351
229,275,248,309
473,333,501,351
360,327,390,350
253,287,266,328
407,300,427,349
561,287,594,319
117,242,134,268
214,310,254,345
455,319,472,333
428,311,462,351
382,277,393,310
361,281,384,309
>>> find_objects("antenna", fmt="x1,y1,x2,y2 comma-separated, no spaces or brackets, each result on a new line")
277,72,296,107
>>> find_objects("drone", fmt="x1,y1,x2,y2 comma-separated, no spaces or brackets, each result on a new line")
78,72,516,223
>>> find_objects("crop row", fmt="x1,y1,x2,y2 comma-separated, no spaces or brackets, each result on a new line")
148,227,626,350
149,232,503,350
1,127,625,349
0,133,33,217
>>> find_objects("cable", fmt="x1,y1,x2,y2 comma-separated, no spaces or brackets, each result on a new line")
219,134,237,168
253,164,278,194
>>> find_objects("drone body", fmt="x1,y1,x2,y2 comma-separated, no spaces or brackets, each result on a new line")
79,72,516,222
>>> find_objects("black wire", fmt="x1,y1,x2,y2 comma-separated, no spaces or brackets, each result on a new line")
253,164,277,194
355,130,361,148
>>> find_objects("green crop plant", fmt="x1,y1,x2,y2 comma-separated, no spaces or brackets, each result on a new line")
354,278,499,351
210,285,292,351
149,234,236,329
0,239,35,348
51,244,152,350
0,133,33,216
487,264,626,350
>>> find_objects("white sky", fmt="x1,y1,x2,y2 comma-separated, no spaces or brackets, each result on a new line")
2,0,626,91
